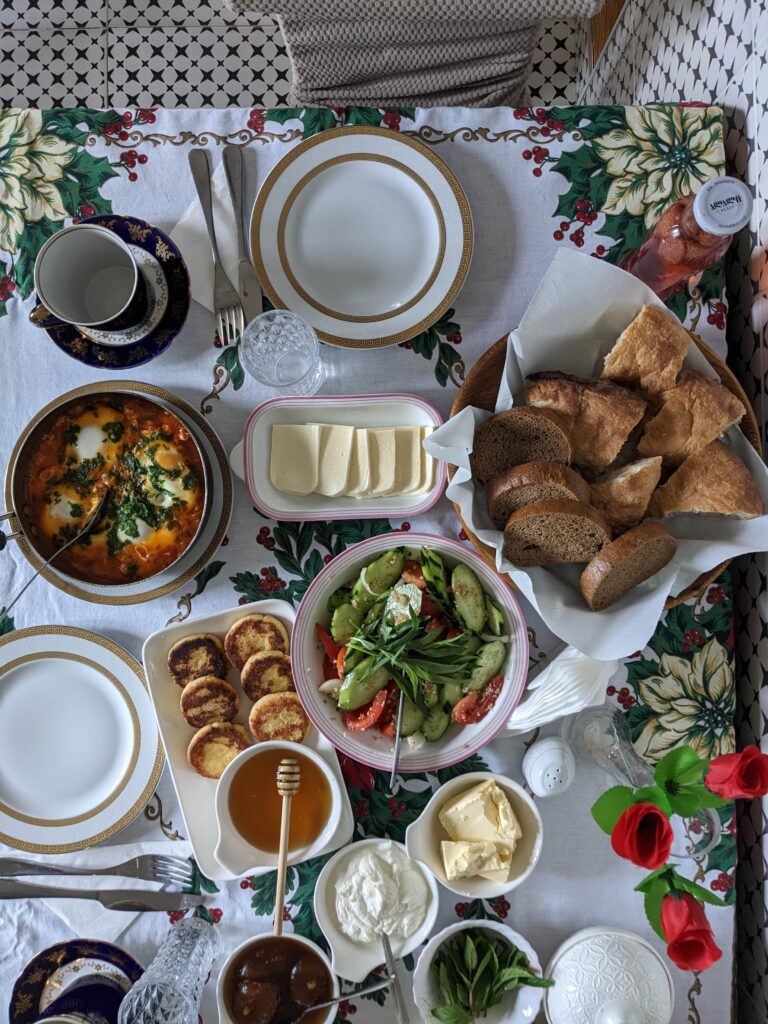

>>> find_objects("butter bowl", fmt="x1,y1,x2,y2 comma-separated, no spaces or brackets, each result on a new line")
313,837,439,983
405,771,542,899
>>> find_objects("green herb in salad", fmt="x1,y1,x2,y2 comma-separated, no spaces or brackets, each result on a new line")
431,930,553,1024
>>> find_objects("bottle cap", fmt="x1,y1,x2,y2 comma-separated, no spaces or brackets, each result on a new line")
693,176,752,236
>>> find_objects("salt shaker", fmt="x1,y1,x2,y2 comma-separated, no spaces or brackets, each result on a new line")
118,918,220,1024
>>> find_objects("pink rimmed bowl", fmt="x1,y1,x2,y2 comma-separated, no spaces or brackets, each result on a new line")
290,532,528,773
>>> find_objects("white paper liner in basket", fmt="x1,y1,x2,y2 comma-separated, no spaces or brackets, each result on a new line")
425,250,768,661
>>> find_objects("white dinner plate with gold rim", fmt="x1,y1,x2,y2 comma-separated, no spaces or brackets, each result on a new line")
251,126,473,349
0,626,163,853
4,381,232,605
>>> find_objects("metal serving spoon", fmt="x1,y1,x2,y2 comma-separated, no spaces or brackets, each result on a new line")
293,978,392,1022
4,487,110,613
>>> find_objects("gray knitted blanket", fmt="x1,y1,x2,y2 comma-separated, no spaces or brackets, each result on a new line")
223,1,604,107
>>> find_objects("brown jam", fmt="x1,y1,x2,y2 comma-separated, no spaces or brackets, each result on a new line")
224,936,333,1024
228,748,332,853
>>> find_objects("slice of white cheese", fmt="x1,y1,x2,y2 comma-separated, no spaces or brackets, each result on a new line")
414,425,436,493
313,423,354,497
368,428,397,497
441,840,504,881
270,424,320,495
346,428,371,498
390,426,421,495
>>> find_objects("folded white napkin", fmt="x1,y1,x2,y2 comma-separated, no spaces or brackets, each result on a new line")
503,646,620,736
15,840,193,943
171,160,238,314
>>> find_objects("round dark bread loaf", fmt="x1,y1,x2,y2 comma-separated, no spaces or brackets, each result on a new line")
502,499,611,566
470,407,571,488
487,462,590,529
580,521,677,611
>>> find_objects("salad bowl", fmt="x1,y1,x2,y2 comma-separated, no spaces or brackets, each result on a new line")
290,532,528,772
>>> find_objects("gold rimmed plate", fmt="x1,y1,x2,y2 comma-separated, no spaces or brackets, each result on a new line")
3,381,233,605
0,626,163,853
251,126,473,349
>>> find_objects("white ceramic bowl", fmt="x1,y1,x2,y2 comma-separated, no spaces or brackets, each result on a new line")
313,837,440,983
413,919,545,1024
290,532,529,773
216,932,340,1024
404,771,543,898
213,741,342,876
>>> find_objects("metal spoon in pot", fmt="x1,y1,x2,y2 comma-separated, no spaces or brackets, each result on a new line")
292,978,392,1023
4,486,110,614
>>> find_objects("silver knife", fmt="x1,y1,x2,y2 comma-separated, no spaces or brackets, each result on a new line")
222,145,263,324
381,932,410,1024
0,879,203,912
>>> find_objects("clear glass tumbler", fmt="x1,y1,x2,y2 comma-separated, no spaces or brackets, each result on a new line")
240,309,326,395
117,918,220,1024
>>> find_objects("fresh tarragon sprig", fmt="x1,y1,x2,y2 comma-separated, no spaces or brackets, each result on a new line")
431,930,554,1024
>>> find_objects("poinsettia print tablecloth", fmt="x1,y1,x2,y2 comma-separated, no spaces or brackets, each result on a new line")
0,104,737,1023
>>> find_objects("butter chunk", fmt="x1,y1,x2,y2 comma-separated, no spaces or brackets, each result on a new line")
313,423,354,497
438,779,522,849
441,840,504,881
270,424,320,495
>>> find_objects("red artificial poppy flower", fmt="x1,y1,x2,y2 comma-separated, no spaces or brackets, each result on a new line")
610,802,673,870
705,745,768,800
661,892,722,972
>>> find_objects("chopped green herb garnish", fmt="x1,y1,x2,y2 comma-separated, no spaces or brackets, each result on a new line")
63,424,80,447
68,502,84,518
102,421,124,443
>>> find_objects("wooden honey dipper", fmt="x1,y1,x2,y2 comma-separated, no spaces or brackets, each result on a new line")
274,757,301,936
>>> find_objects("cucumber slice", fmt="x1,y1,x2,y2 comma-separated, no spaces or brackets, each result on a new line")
466,640,507,692
364,549,405,594
343,647,365,673
330,603,362,645
420,547,451,608
399,696,426,737
422,706,451,742
338,660,390,710
421,682,439,708
451,563,487,633
328,586,352,613
441,681,463,707
485,596,506,637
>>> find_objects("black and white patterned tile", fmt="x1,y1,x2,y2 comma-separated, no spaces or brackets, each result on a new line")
106,21,291,108
0,26,107,107
107,0,271,26
1,0,106,30
528,19,585,105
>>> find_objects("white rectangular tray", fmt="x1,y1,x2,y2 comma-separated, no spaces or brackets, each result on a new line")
142,598,354,880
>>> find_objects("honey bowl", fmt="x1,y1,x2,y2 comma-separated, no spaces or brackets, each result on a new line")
213,740,342,876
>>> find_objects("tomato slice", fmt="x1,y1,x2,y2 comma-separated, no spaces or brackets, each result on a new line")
402,560,427,589
452,675,504,724
342,687,389,732
336,646,347,680
420,593,440,617
316,623,340,661
446,626,462,639
322,654,337,681
377,683,400,736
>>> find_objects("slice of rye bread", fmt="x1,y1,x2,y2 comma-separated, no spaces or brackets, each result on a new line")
580,522,677,611
487,461,590,529
470,407,571,488
501,499,611,566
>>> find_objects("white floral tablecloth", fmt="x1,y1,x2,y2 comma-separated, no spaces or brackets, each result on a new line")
0,104,736,1023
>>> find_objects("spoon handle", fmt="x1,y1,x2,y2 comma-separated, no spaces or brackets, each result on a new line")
274,792,293,936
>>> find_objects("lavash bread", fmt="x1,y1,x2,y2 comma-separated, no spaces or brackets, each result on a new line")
486,462,590,529
602,305,690,395
580,522,678,611
650,440,764,519
502,499,611,566
180,676,240,728
637,370,746,467
525,371,647,471
590,457,663,532
470,407,571,488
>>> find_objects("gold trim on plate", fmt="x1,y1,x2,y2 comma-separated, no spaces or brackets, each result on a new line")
276,152,446,324
251,125,473,350
0,651,139,826
0,626,164,853
4,381,233,606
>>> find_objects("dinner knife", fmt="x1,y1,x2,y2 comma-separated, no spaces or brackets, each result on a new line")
222,144,263,324
381,932,410,1024
0,879,204,912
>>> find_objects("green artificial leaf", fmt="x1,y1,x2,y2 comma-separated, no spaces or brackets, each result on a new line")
643,879,669,941
591,785,634,834
671,872,727,907
191,559,225,597
635,865,674,894
633,785,672,816
655,746,708,787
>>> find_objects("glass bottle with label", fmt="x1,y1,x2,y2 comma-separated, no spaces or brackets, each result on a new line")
621,176,752,298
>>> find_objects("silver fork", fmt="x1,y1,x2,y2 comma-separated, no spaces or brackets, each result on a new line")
187,148,244,347
0,855,195,889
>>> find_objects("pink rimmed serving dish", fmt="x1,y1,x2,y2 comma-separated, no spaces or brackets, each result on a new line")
228,394,446,521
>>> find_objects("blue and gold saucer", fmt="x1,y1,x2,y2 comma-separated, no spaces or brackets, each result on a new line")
10,938,144,1023
43,214,190,370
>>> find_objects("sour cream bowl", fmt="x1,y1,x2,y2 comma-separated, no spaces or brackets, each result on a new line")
314,837,439,982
